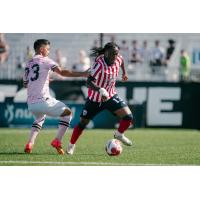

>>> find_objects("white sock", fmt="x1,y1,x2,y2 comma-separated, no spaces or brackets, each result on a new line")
56,115,72,141
115,130,122,136
28,127,40,144
28,115,45,144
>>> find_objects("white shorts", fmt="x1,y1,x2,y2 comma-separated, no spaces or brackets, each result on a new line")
28,98,68,118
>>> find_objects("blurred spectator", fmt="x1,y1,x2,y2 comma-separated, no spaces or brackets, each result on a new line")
120,40,129,65
15,46,33,70
110,35,116,43
55,49,67,68
0,33,9,64
91,39,99,49
150,40,165,67
49,49,67,80
25,46,33,62
90,40,99,62
139,40,150,64
180,49,191,81
72,50,90,72
164,39,176,66
16,56,23,69
130,40,141,63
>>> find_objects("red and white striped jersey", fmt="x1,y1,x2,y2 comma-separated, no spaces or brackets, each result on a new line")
88,54,123,102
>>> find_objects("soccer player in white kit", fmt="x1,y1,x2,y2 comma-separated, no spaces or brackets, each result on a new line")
23,39,88,154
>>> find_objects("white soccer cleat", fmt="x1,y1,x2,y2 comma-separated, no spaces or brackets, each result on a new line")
114,131,133,146
66,143,76,155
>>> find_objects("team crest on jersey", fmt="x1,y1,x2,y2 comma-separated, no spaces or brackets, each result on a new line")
82,109,88,116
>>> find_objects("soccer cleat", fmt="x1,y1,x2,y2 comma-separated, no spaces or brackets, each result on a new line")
114,132,133,146
24,142,33,154
51,139,65,155
66,143,76,155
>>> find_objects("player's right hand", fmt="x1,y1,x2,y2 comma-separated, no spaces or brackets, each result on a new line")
122,73,128,82
101,95,109,102
99,88,109,101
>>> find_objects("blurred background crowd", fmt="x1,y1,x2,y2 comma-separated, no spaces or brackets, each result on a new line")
0,33,199,82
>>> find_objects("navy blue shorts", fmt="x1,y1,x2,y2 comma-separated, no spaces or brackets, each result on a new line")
80,94,128,119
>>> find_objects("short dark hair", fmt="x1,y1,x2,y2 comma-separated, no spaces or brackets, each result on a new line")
33,39,50,51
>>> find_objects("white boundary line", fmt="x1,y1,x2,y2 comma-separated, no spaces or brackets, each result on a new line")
0,160,195,166
0,160,146,166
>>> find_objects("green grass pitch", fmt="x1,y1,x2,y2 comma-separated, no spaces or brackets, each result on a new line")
0,128,200,166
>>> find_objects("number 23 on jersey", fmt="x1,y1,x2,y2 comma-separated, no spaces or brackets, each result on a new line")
25,64,40,81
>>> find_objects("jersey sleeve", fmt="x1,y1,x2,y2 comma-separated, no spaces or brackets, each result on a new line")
90,61,102,79
46,58,59,71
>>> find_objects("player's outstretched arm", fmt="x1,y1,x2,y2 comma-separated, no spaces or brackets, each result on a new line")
54,66,89,77
120,60,128,82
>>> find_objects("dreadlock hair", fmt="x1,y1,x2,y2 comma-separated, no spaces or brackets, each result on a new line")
90,42,120,58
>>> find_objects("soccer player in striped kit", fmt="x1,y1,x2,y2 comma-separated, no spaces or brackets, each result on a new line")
67,42,133,155
23,39,88,154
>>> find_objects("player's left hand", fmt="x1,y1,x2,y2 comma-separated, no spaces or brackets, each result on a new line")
122,74,128,82
83,69,90,77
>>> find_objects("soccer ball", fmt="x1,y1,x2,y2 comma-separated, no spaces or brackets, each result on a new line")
105,139,123,156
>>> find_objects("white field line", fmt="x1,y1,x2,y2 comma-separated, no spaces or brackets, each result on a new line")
0,160,194,166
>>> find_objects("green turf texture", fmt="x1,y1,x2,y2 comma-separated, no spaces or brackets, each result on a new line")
0,128,200,166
